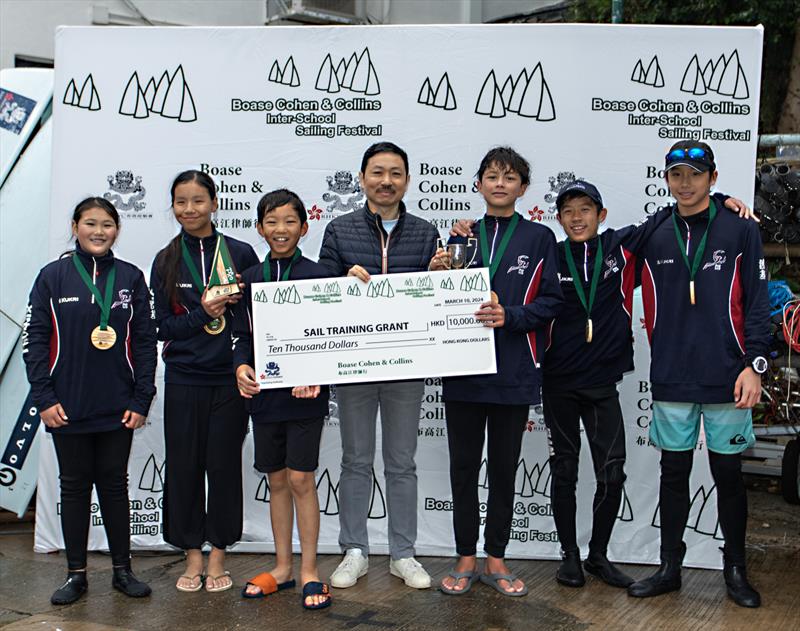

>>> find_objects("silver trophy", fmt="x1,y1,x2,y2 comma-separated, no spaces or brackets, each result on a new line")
438,237,478,269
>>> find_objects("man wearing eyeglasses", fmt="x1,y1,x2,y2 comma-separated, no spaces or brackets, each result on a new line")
627,140,770,608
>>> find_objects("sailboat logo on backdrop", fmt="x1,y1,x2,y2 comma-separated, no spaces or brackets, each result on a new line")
119,65,197,122
631,56,665,88
651,483,723,539
630,50,749,100
62,74,101,111
313,467,386,518
418,73,457,111
680,50,749,99
269,56,301,87
474,64,556,121
315,47,381,95
137,454,164,493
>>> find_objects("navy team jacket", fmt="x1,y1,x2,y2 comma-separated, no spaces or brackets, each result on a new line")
150,228,258,386
543,209,672,391
442,213,563,406
23,246,157,434
640,203,770,403
232,255,330,422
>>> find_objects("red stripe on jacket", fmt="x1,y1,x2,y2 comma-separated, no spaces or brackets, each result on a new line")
619,246,636,322
729,253,745,354
641,260,656,344
524,259,543,365
49,304,59,372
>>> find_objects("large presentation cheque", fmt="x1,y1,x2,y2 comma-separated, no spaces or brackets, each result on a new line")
251,269,497,389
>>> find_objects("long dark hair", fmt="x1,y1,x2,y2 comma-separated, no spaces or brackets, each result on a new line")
62,197,120,258
155,170,217,307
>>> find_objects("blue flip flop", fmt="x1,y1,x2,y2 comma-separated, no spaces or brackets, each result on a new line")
479,573,529,597
440,570,478,595
302,581,332,610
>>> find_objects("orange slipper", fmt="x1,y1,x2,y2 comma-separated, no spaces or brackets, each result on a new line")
241,572,296,599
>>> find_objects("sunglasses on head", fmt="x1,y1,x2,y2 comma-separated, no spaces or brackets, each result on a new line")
665,147,712,164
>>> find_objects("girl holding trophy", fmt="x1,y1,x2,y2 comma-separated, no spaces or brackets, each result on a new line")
150,170,258,593
23,198,156,604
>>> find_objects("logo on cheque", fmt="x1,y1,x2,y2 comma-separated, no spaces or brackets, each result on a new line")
263,362,281,378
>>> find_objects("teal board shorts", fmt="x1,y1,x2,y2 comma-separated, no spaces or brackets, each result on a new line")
650,401,755,454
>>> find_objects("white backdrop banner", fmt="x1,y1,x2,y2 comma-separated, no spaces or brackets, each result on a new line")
37,24,763,569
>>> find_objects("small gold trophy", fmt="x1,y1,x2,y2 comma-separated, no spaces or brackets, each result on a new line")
206,236,240,299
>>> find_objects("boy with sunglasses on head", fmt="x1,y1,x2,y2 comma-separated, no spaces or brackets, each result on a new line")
542,178,750,590
449,165,752,591
627,140,769,608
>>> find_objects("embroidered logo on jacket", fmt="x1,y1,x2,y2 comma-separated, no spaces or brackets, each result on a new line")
603,255,620,279
111,289,132,309
58,296,80,304
702,250,726,271
507,255,529,275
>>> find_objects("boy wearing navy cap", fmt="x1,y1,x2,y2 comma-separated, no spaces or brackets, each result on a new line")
544,179,675,589
627,141,769,608
535,178,748,590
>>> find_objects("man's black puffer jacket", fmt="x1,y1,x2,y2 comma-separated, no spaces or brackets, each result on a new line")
318,202,439,276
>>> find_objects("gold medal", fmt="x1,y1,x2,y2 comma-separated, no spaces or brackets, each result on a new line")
204,314,226,335
585,318,593,343
91,325,117,350
689,280,696,305
490,291,499,304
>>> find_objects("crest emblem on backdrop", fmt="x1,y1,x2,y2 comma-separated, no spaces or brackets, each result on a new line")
323,171,365,215
544,171,580,212
104,170,146,212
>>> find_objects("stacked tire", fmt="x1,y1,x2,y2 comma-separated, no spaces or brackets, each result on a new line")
757,162,800,243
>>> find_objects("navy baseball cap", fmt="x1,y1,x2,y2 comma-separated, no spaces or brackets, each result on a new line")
665,140,715,173
556,180,604,211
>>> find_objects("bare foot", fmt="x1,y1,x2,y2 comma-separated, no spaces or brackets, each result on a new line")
244,564,293,597
301,569,330,608
205,547,232,592
484,556,525,594
441,555,477,592
176,549,204,591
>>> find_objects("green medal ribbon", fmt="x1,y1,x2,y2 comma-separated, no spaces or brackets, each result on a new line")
671,197,718,304
181,235,215,293
263,249,302,283
71,255,116,330
562,236,603,323
478,212,520,281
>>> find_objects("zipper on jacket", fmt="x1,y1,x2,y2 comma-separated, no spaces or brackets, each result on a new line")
489,218,499,263
200,239,207,286
375,216,391,274
583,242,588,282
91,256,97,304
679,216,691,256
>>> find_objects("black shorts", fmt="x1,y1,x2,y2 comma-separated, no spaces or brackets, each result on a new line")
252,416,324,473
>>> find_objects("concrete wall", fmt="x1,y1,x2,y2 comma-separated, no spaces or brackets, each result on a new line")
1,0,562,70
0,0,267,69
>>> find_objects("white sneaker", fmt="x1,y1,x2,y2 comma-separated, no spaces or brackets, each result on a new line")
389,557,432,589
330,549,369,588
